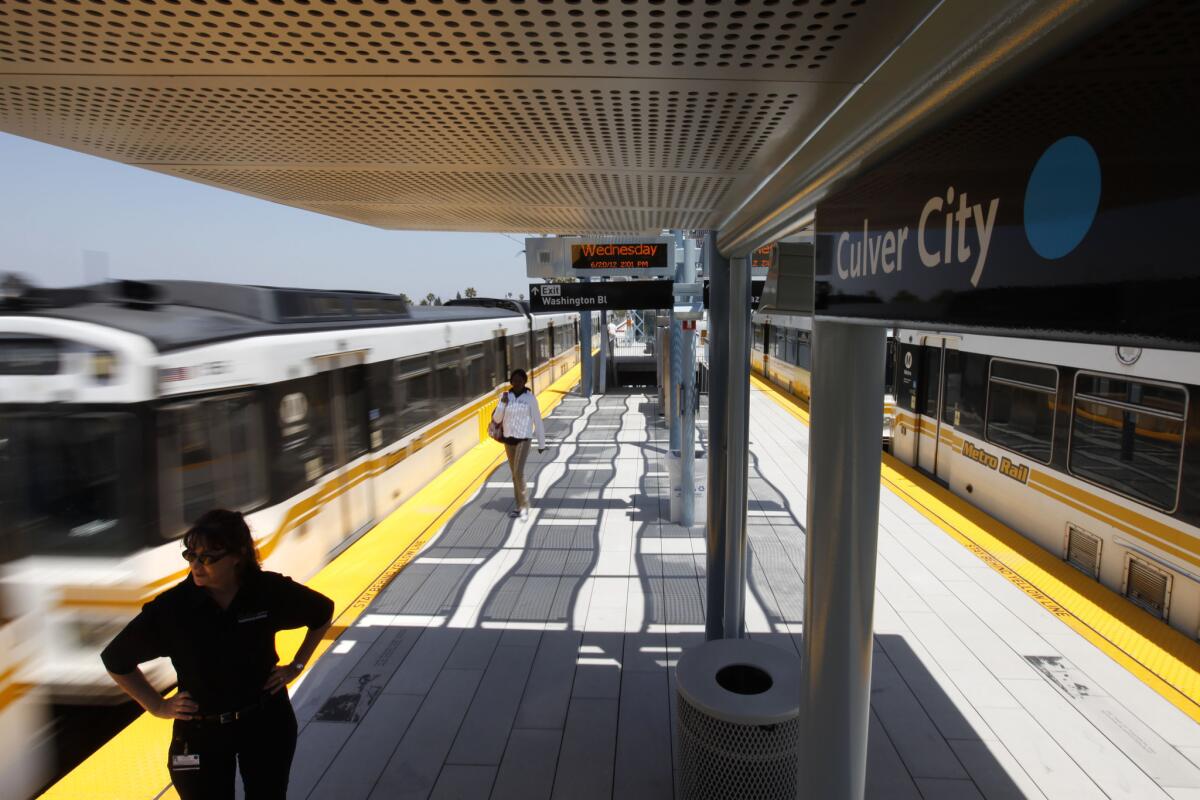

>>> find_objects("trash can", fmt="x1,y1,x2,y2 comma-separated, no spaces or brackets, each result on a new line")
676,638,801,800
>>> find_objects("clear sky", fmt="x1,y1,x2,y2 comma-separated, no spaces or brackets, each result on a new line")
0,133,530,302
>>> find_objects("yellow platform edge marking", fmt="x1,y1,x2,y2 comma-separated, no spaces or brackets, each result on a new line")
41,366,583,800
751,372,1200,726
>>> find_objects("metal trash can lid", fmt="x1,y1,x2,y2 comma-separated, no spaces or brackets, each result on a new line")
676,638,801,726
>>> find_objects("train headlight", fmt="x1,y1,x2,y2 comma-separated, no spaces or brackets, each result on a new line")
90,350,117,384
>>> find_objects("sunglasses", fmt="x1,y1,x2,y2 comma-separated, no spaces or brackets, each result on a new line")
182,549,230,566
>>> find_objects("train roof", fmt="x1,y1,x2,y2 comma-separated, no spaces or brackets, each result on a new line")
0,279,524,352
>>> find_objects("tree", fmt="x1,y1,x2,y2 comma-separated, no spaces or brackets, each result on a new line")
505,291,514,299
518,293,525,301
425,292,437,306
455,291,463,301
418,298,429,306
398,292,412,305
464,287,478,298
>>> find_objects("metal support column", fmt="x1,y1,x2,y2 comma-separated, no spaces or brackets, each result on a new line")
663,316,674,429
680,235,699,529
721,254,751,640
579,297,593,399
704,235,728,641
669,232,685,453
599,308,608,393
801,320,886,800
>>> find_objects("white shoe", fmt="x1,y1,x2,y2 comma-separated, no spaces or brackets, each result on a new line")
519,508,529,521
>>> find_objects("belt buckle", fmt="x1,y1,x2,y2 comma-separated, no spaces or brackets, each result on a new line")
217,711,237,724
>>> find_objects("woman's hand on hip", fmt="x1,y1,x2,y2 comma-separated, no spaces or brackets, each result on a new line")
264,662,304,694
152,690,198,720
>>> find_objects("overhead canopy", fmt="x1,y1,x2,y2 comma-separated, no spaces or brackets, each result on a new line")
0,1,1135,241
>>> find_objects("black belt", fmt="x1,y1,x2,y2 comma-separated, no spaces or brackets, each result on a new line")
191,694,274,725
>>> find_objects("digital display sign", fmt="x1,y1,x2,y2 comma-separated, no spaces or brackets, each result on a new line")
750,244,772,272
569,242,670,271
526,236,675,279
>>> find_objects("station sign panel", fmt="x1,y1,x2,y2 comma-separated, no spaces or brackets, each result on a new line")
526,236,676,280
814,5,1200,348
702,278,766,311
528,280,673,312
759,242,814,316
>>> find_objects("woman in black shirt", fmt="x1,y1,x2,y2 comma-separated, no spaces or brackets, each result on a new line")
101,509,334,800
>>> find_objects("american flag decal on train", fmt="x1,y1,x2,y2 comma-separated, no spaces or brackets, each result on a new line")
158,366,190,382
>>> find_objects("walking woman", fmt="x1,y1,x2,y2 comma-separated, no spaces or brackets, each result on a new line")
492,368,546,520
101,509,334,799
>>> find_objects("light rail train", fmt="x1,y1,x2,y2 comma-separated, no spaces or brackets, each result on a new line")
0,279,581,707
754,312,1200,638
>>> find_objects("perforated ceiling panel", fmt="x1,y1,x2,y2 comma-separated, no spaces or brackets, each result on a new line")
0,1,937,233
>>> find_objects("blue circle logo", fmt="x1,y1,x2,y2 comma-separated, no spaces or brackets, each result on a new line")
1023,136,1101,260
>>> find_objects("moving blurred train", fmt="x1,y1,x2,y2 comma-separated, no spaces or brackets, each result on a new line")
0,279,581,713
754,311,1200,639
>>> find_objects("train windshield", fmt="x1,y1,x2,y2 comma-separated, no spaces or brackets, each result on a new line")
0,412,140,557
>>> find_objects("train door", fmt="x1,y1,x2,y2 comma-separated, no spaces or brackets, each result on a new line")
314,352,374,540
493,330,508,387
761,322,771,379
913,335,960,483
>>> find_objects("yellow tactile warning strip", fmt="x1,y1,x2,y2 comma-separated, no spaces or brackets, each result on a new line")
41,366,582,800
751,372,1200,726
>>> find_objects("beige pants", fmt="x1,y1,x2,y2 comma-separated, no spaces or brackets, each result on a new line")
504,439,531,509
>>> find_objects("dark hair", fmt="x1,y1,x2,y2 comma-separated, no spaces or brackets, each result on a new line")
183,509,261,575
509,368,528,382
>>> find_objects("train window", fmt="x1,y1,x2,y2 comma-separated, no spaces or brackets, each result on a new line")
509,337,528,373
435,348,462,417
985,359,1057,463
164,404,218,526
941,350,961,423
0,336,61,374
158,393,266,539
558,324,574,353
753,324,765,353
306,376,338,474
1069,373,1186,511
535,330,551,365
943,352,987,438
491,336,508,387
394,355,434,438
368,360,394,449
917,347,941,417
4,413,138,555
342,365,369,461
463,343,487,399
796,331,811,370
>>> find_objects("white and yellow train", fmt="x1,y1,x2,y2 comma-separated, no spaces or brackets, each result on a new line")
0,279,580,714
754,312,1200,639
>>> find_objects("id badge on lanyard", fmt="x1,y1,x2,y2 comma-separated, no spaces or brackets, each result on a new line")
171,738,201,771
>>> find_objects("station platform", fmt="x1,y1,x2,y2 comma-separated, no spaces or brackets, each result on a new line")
46,375,1200,799
281,385,1200,800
